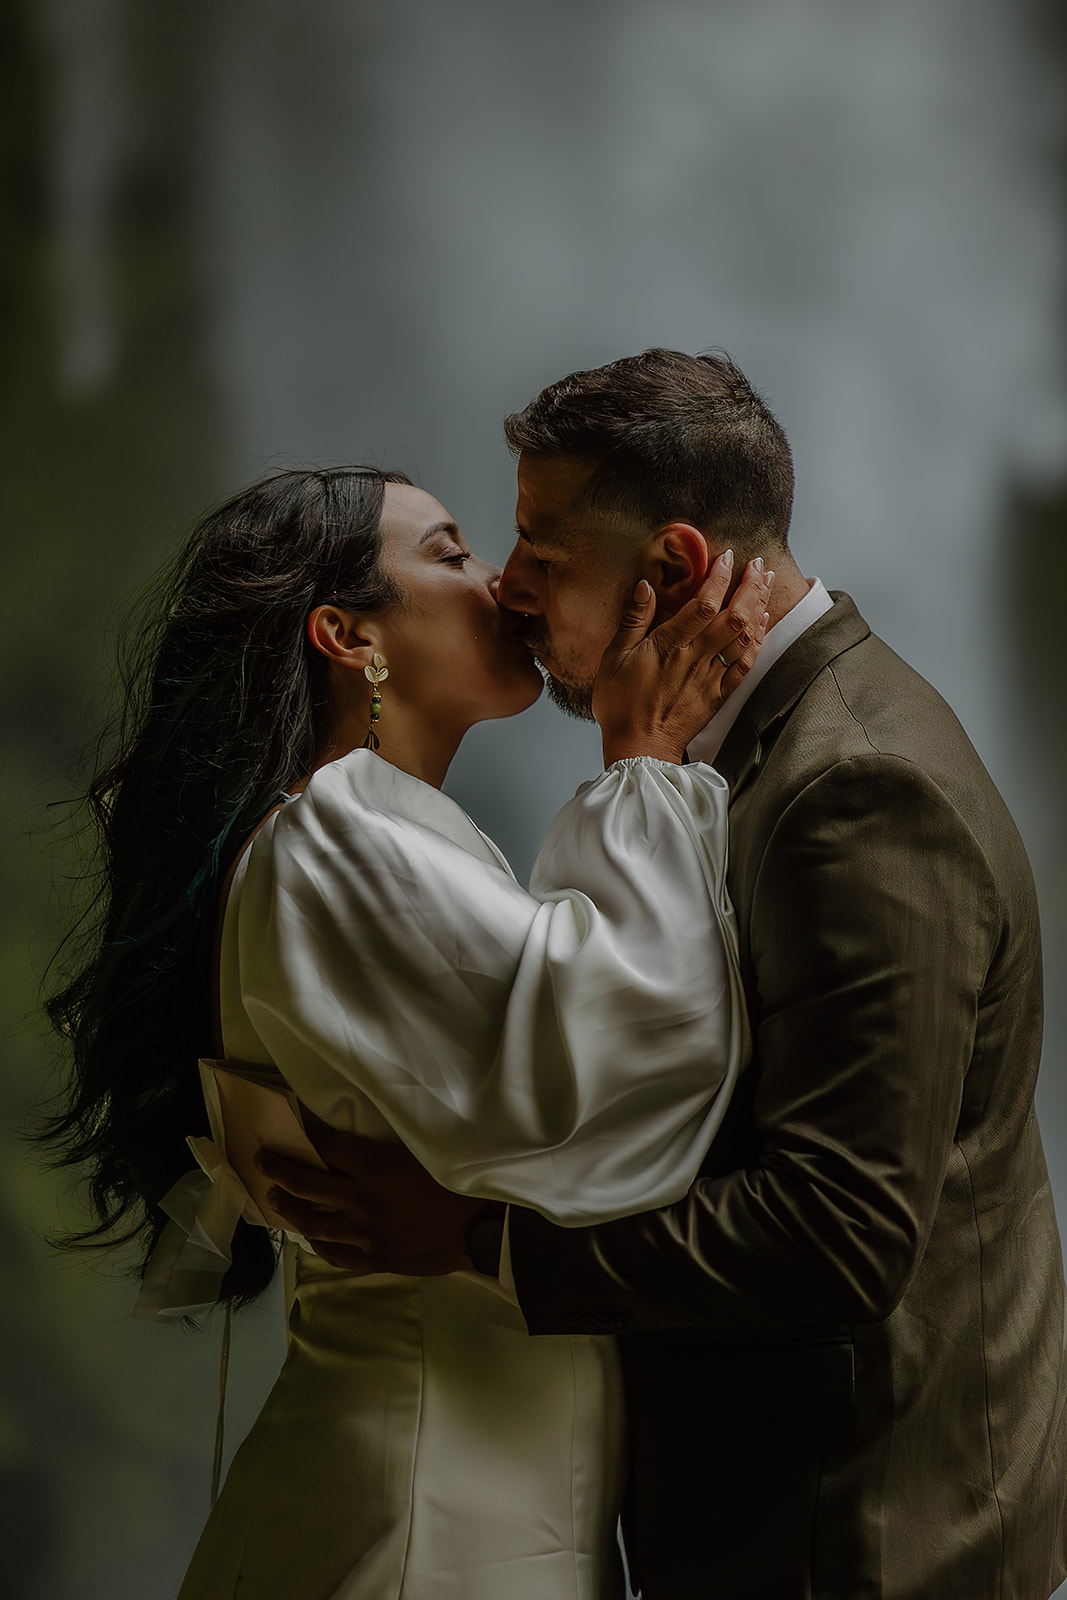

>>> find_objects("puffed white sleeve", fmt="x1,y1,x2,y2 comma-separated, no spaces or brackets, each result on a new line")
234,751,749,1225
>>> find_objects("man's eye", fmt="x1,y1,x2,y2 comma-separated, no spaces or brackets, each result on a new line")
443,550,472,564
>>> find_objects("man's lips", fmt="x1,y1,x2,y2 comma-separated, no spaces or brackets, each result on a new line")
520,630,550,662
497,606,528,638
512,618,545,651
498,607,547,654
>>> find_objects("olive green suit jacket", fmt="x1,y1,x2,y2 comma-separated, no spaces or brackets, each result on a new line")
509,593,1067,1600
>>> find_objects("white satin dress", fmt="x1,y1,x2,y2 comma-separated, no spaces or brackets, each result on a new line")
164,750,748,1600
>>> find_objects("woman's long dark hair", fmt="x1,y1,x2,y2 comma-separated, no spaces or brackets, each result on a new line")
43,466,409,1304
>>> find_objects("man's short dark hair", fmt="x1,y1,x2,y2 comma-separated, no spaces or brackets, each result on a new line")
504,348,794,553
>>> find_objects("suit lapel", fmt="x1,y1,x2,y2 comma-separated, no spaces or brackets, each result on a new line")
714,591,870,797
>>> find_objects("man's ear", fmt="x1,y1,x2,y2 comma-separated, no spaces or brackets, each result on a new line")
641,523,714,603
306,604,377,670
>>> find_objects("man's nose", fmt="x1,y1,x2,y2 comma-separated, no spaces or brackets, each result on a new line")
496,547,538,613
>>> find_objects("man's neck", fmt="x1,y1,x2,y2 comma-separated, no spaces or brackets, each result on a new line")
686,573,833,768
741,550,809,629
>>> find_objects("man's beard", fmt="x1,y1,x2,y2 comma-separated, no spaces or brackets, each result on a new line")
519,623,597,721
538,662,596,722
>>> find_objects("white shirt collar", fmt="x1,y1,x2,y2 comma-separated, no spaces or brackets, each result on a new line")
686,577,834,767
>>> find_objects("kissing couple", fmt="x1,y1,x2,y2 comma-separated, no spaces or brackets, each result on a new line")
47,349,1067,1600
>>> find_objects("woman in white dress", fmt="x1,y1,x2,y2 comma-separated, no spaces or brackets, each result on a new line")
44,467,772,1600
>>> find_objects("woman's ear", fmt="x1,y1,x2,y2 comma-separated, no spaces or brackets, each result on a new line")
306,604,376,669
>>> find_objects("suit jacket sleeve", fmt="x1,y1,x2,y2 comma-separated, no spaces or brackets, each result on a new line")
508,752,1002,1332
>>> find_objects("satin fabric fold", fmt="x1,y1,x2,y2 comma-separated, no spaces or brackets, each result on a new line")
224,750,750,1224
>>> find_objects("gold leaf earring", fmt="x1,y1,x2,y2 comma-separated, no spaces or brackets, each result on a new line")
363,653,388,751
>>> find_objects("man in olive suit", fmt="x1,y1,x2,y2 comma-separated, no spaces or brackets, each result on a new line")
266,350,1067,1599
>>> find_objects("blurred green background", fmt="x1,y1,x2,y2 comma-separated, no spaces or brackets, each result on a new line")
3,2,1066,1596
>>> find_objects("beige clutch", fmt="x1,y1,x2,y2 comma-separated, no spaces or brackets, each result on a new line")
199,1058,329,1231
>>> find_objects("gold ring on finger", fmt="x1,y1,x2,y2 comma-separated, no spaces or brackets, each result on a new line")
716,651,731,668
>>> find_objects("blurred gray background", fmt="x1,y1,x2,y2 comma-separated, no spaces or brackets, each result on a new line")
3,1,1066,1596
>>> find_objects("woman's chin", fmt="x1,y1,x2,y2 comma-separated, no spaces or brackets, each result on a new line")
472,667,544,725
502,671,544,720
519,672,545,713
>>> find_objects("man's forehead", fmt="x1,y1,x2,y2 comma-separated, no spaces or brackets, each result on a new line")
515,452,603,547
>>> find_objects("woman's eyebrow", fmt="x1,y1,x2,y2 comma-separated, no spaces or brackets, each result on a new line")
418,520,462,546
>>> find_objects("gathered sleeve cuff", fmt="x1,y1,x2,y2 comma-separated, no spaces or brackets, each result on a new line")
133,1062,267,1322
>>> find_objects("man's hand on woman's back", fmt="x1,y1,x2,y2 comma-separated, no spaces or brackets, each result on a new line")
257,1128,490,1275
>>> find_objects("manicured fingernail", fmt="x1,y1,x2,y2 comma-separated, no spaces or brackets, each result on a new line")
722,549,734,569
765,570,775,589
762,612,770,631
634,579,652,603
753,556,764,573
